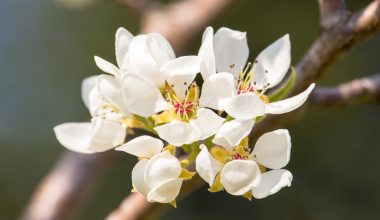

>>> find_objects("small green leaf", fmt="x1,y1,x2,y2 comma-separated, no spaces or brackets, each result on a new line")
268,66,297,102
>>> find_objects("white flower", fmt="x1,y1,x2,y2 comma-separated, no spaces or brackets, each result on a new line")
198,26,315,120
54,75,131,153
54,28,136,153
196,129,293,199
116,136,185,203
114,32,225,146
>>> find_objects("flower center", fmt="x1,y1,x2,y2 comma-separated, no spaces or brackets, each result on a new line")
96,101,123,121
164,82,199,121
173,101,194,116
230,145,250,161
233,61,271,102
232,153,248,160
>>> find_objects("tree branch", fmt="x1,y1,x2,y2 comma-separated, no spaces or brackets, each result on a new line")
107,174,204,220
319,0,349,30
20,151,115,220
20,129,149,220
140,0,240,54
310,73,380,107
116,0,158,15
295,0,380,94
252,0,380,141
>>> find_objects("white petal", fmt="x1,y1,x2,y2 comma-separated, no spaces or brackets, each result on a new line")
131,159,150,196
126,35,165,87
146,33,175,68
147,178,183,203
251,169,293,199
212,119,254,150
190,108,225,140
265,83,315,114
154,120,200,146
220,160,261,196
198,26,216,79
213,27,249,74
115,135,164,158
121,74,168,117
97,75,130,116
94,56,120,77
81,75,98,109
251,129,291,169
115,27,133,69
86,118,126,152
199,72,236,110
161,56,200,99
253,34,291,89
87,87,104,117
220,93,265,120
54,122,94,154
54,118,126,154
195,145,223,186
144,151,182,188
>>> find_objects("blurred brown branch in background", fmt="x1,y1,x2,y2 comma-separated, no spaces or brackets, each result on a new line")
21,0,380,220
311,73,380,107
20,151,115,220
252,0,380,141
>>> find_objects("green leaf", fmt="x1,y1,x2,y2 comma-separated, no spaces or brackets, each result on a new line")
268,66,297,102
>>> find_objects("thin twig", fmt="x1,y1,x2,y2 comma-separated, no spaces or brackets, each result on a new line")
310,73,380,107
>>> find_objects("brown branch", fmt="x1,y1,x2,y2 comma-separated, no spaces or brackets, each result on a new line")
20,129,149,220
310,73,380,107
116,0,158,15
107,174,204,220
319,0,348,29
295,0,380,94
140,0,240,54
252,0,380,140
20,151,116,220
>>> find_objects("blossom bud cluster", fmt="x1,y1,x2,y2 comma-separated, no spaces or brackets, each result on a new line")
54,26,315,205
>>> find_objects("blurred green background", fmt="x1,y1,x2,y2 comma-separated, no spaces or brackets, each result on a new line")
1,0,379,219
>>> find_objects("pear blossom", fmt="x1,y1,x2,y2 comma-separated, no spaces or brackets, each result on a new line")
196,129,293,199
54,28,136,153
116,136,194,203
117,32,225,146
54,75,132,153
198,26,315,120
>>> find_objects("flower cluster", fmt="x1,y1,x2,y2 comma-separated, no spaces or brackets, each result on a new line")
54,26,315,205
